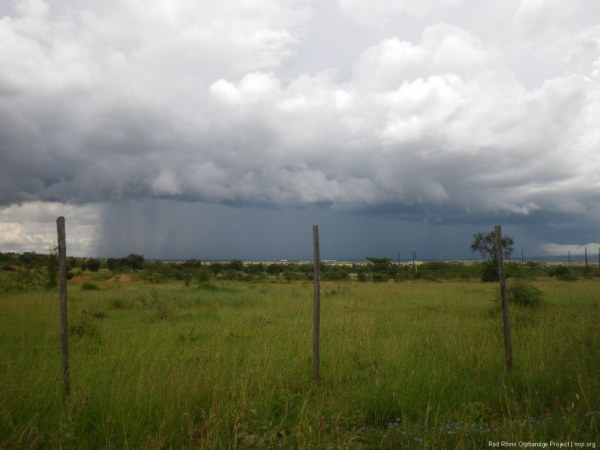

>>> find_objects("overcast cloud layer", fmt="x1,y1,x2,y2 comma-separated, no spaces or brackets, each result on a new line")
1,0,599,259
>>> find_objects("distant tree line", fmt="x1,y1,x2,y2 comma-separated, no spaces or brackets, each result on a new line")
1,251,599,292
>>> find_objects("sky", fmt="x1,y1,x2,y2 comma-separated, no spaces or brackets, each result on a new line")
1,0,600,261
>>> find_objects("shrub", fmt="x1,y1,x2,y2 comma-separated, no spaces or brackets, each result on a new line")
111,298,124,309
549,265,571,279
283,271,303,281
69,318,100,339
153,302,173,321
371,273,389,283
86,259,101,272
321,271,349,281
481,262,498,282
196,268,211,282
81,282,99,290
46,250,58,288
507,280,543,308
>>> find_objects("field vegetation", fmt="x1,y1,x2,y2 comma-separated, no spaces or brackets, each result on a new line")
0,254,598,448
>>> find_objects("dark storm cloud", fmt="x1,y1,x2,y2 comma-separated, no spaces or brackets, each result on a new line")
95,199,486,261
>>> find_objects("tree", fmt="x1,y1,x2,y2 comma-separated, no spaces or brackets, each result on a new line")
366,257,393,282
123,254,144,271
227,259,244,271
107,258,121,272
86,258,101,272
365,257,392,272
470,230,514,266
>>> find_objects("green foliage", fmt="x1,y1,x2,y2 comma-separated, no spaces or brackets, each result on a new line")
371,272,389,282
321,264,349,281
196,267,211,282
208,262,223,274
105,254,145,272
481,261,499,282
471,230,514,265
283,270,304,281
455,401,493,424
86,258,101,272
509,261,547,279
19,252,47,268
46,247,58,288
321,271,349,281
394,271,412,281
106,257,121,272
507,280,544,308
67,256,79,270
124,253,145,270
81,282,99,290
549,265,573,280
366,256,392,270
69,318,100,339
266,263,284,274
227,259,244,271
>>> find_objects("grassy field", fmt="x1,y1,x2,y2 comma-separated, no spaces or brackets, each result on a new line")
0,277,598,449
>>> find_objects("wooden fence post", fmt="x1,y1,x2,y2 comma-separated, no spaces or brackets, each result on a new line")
312,225,321,383
57,216,70,400
495,225,513,371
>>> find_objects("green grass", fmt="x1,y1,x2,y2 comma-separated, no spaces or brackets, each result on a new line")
0,279,598,448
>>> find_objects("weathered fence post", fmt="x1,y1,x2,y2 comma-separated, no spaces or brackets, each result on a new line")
57,216,70,400
495,225,513,371
312,225,321,383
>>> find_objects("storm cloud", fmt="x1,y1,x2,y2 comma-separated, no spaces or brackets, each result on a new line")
1,0,599,259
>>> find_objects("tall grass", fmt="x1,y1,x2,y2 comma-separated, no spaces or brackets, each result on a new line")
0,279,598,448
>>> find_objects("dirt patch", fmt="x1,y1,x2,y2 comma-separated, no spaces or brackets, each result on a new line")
107,274,136,282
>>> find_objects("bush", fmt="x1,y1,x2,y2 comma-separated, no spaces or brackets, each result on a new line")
481,262,498,282
321,271,349,281
507,280,543,308
106,258,121,272
196,268,211,282
371,273,389,282
111,298,125,309
81,282,99,290
283,271,304,281
86,259,101,272
69,318,100,339
549,265,570,278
